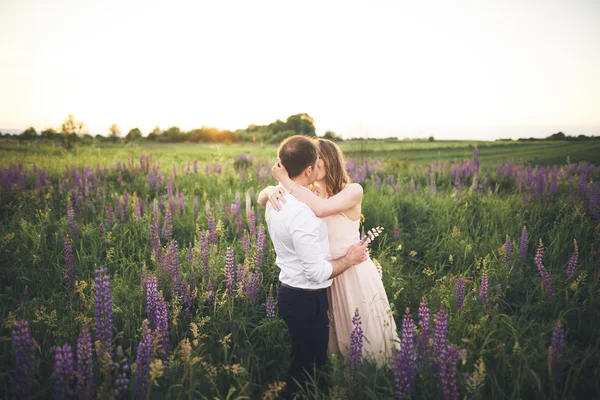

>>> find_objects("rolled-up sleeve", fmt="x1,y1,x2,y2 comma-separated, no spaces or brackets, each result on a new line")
289,208,333,283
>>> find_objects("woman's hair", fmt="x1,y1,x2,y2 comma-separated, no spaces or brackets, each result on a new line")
317,138,351,197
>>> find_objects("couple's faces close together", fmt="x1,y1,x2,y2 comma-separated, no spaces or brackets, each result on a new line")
309,154,326,183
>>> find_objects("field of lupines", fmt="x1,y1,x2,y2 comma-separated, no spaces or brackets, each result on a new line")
1,141,599,399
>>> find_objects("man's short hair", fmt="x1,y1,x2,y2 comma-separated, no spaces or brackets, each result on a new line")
277,135,318,178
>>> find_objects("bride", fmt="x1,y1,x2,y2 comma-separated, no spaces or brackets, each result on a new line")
258,138,399,364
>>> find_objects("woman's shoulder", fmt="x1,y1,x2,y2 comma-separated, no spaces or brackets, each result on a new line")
342,182,363,195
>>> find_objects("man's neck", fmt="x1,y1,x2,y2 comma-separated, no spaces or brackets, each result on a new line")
290,175,311,188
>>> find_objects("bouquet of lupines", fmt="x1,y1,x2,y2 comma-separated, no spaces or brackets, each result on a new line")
360,226,384,257
360,226,384,245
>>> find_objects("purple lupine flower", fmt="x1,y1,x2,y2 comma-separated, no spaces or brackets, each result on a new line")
566,239,579,278
155,291,170,364
473,147,480,172
134,319,153,400
393,223,400,241
168,240,181,290
373,175,381,188
149,221,161,262
67,195,80,237
178,192,184,215
199,231,210,276
550,173,558,196
479,272,489,307
235,191,241,212
417,300,430,365
455,277,465,311
520,226,528,264
245,271,261,303
186,244,193,263
236,263,245,296
225,247,235,297
396,308,416,398
578,173,586,203
12,321,35,400
206,281,216,306
135,198,143,218
265,286,276,318
193,196,198,220
115,198,124,222
236,212,244,238
495,284,502,302
255,226,265,268
588,183,599,219
348,308,364,371
113,347,130,399
242,234,251,254
454,178,462,200
504,234,512,266
535,239,555,295
438,345,460,400
54,344,74,400
76,325,94,400
550,320,566,382
207,214,216,244
433,305,448,360
107,205,115,230
248,211,256,238
94,268,114,357
595,245,600,284
63,236,75,293
145,275,158,329
123,190,129,219
161,207,173,240
153,199,159,224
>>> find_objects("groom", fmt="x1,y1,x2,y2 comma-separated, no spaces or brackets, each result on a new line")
265,135,367,398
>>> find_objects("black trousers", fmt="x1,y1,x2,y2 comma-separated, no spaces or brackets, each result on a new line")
277,285,329,398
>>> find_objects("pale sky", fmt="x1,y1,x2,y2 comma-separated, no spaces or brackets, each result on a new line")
1,0,599,140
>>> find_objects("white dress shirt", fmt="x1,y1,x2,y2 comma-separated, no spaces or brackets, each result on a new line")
265,186,333,289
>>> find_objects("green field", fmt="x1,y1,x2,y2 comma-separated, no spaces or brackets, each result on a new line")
0,139,599,399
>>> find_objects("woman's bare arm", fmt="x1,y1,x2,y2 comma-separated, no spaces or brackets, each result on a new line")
257,186,277,207
271,162,362,217
290,183,363,218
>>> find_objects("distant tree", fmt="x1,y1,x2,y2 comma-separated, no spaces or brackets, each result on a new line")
126,127,143,143
428,136,435,142
162,126,182,142
109,124,121,142
41,128,59,140
323,130,343,142
247,124,258,132
286,113,315,136
21,127,38,140
61,115,84,149
147,126,161,141
82,132,94,144
547,131,566,141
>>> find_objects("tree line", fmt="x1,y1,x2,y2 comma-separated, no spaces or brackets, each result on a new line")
0,113,344,148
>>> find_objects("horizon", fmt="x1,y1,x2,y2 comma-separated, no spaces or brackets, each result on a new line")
1,0,599,141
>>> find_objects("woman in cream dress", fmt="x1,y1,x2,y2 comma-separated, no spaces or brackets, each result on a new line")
258,139,399,364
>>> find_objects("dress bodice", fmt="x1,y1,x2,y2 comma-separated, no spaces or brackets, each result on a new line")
323,213,361,259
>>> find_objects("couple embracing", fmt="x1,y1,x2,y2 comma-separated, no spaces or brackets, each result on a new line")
257,135,398,398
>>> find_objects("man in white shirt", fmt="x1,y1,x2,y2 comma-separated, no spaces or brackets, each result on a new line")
265,135,367,398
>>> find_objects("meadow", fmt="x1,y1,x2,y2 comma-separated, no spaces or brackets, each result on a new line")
1,139,599,399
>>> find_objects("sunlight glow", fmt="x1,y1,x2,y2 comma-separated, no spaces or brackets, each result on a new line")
1,0,598,139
